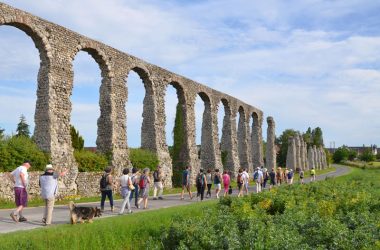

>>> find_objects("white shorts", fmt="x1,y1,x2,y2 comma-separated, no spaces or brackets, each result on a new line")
215,184,221,190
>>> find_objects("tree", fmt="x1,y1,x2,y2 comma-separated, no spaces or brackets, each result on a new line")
70,125,84,151
332,146,350,163
171,103,186,187
0,127,4,139
311,127,324,147
348,150,357,161
359,149,375,162
303,127,312,147
276,129,298,167
16,114,30,138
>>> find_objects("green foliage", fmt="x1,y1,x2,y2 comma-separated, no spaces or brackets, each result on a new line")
359,148,376,162
74,150,109,172
0,127,4,139
311,127,324,147
221,150,228,167
171,103,186,186
0,136,49,172
159,168,380,249
70,125,84,151
276,129,298,166
16,114,30,138
333,146,357,163
129,148,159,170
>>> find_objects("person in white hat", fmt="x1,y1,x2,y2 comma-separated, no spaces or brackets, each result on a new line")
39,164,67,226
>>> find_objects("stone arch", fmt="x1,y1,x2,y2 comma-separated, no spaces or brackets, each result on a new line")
125,65,156,150
0,20,52,151
69,45,113,153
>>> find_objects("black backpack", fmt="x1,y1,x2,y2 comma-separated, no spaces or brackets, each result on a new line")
196,174,204,186
100,174,108,189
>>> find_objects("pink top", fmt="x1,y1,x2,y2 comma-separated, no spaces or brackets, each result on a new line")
222,174,230,186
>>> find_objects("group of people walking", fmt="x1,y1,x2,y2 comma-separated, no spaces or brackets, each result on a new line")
7,160,317,226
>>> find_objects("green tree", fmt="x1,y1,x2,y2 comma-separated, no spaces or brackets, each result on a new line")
0,127,4,139
332,146,350,163
171,103,186,187
359,149,375,162
70,125,84,151
303,127,312,147
311,127,324,147
16,114,30,138
276,129,298,167
348,150,357,161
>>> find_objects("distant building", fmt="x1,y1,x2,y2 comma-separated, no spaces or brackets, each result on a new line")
327,144,377,155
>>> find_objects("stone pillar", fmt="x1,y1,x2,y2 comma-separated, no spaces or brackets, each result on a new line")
265,117,276,170
304,141,309,170
220,102,240,176
299,137,305,170
295,134,302,170
237,108,250,169
251,113,264,169
286,136,296,170
321,146,327,168
308,146,314,170
312,145,319,170
200,96,222,171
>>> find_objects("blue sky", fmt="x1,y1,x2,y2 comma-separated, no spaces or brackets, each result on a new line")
0,0,379,148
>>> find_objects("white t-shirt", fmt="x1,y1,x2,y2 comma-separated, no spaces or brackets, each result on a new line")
242,171,249,183
120,175,130,187
11,166,29,188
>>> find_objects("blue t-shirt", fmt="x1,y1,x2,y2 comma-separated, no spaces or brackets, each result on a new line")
182,170,189,184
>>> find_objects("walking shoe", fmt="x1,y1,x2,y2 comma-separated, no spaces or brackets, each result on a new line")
153,197,158,200
19,217,27,222
42,218,46,224
158,197,164,200
10,213,18,223
111,207,114,212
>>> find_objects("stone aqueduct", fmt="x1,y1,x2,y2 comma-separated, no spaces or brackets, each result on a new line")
0,3,272,192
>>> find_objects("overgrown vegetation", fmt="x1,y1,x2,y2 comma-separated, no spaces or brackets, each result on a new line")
129,148,159,170
171,103,187,186
0,136,50,172
1,167,378,249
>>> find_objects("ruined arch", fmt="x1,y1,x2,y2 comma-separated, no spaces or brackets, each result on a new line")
125,66,156,150
251,111,263,168
237,105,250,169
0,20,52,151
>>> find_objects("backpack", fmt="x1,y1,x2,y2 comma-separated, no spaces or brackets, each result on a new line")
214,174,220,184
139,175,147,189
253,171,259,181
100,174,108,189
288,172,293,179
237,173,243,184
196,174,204,186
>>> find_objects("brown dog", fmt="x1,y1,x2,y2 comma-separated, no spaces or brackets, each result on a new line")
68,201,102,224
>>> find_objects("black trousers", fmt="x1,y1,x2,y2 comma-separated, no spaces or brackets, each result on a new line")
197,185,205,200
206,184,212,197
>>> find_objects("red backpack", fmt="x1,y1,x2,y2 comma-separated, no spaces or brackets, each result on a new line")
139,175,147,189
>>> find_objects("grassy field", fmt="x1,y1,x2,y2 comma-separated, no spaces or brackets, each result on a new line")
1,165,376,250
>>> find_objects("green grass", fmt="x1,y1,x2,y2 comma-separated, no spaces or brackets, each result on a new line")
0,166,378,249
0,200,217,250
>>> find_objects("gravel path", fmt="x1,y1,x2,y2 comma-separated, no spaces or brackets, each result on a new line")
0,165,350,234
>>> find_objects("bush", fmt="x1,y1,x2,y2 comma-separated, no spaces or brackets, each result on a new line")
0,136,50,172
359,149,376,162
129,148,159,170
74,150,109,172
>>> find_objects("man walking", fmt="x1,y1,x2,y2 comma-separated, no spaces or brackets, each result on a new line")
253,167,263,193
39,164,67,226
153,165,164,200
181,166,193,200
9,160,31,223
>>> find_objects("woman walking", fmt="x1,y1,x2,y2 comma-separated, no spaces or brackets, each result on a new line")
222,170,230,197
205,169,213,198
100,166,114,212
129,168,139,208
119,168,133,214
196,169,207,201
237,169,244,197
214,169,222,198
138,168,151,209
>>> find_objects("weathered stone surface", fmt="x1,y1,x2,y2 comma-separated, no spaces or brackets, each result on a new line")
308,146,315,170
286,136,296,170
0,3,264,190
265,117,276,170
295,134,302,169
303,141,309,170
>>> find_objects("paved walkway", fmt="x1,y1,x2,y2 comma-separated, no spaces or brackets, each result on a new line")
0,165,350,234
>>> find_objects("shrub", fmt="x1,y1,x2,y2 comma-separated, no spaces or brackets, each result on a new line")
74,150,109,172
0,136,50,172
129,148,159,170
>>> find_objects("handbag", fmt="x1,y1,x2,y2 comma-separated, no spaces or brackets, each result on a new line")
128,177,135,190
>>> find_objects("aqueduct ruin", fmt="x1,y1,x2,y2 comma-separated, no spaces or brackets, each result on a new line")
0,3,269,192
